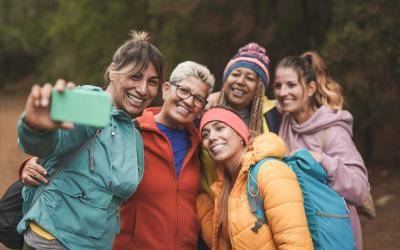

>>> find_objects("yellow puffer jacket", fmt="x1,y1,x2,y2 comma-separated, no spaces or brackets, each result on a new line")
197,133,314,250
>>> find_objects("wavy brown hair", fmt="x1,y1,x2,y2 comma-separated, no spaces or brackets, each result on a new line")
275,51,343,111
104,30,167,86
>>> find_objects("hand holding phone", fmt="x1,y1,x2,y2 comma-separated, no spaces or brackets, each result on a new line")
50,88,111,127
24,79,76,131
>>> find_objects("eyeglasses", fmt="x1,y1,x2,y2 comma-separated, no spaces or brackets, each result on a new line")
170,82,208,108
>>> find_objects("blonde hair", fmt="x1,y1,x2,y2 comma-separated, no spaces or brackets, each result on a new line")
275,51,343,111
219,75,265,133
169,61,215,97
104,30,167,85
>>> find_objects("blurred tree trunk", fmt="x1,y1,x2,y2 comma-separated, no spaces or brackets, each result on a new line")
301,0,318,50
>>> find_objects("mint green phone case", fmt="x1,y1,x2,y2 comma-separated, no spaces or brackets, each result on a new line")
50,88,112,127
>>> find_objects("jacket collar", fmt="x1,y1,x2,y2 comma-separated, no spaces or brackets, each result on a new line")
137,107,200,144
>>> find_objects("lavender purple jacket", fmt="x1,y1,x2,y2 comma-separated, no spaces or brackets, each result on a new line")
278,105,370,250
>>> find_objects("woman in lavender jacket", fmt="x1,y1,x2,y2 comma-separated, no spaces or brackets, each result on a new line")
273,51,370,250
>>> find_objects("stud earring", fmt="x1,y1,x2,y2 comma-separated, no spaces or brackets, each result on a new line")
309,93,312,96
241,140,244,145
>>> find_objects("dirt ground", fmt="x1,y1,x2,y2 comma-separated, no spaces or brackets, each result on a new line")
0,94,399,250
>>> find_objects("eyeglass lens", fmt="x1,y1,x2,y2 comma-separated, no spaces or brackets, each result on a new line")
176,86,206,108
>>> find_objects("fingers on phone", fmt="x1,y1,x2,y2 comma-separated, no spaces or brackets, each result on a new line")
55,79,67,93
41,83,53,107
31,84,41,107
59,121,74,130
66,81,76,89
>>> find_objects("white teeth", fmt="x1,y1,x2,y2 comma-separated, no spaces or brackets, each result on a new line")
178,106,189,113
127,94,144,103
233,88,245,94
212,144,225,152
283,99,294,103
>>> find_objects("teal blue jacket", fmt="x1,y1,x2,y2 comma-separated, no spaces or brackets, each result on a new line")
17,85,144,250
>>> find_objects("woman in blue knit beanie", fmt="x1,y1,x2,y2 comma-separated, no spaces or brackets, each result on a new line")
198,43,280,205
207,43,279,134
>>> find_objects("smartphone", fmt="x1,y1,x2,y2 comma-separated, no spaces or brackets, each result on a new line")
50,88,112,127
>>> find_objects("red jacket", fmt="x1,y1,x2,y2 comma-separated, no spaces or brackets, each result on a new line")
18,107,201,250
113,107,201,250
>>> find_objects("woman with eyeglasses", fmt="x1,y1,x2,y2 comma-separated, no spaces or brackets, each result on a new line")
18,61,215,250
114,61,215,250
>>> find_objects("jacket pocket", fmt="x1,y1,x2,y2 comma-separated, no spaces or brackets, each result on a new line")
52,178,113,238
179,206,200,250
131,204,166,250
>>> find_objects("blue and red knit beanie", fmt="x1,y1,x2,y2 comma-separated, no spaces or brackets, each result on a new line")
223,43,270,89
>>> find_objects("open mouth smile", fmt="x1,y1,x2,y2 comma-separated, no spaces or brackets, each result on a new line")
127,93,145,106
282,99,294,104
211,144,226,153
232,88,246,95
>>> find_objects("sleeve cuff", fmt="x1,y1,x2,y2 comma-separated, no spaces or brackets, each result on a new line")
18,156,34,180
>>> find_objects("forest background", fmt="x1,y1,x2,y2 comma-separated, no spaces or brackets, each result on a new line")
1,0,400,174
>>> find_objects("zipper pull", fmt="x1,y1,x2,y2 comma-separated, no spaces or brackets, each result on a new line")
109,181,112,188
96,128,103,136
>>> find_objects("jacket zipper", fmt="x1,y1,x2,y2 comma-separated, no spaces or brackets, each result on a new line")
154,129,179,249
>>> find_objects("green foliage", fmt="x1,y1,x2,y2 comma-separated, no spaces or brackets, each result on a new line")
0,0,398,164
320,0,400,163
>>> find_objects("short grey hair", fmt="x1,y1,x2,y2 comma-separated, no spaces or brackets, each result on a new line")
169,61,215,96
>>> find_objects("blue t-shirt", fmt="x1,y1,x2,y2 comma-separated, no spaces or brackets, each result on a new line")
156,122,191,179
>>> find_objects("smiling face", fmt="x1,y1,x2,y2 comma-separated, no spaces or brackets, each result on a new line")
108,63,159,117
274,67,316,116
160,76,208,130
224,67,258,111
201,121,244,165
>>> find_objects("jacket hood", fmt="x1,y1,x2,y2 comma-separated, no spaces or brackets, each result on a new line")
213,132,286,189
241,132,286,172
137,107,200,142
283,105,353,136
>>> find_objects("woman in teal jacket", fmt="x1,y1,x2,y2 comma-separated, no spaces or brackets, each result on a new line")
17,31,167,250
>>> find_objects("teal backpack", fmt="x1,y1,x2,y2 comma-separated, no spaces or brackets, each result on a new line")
246,149,355,250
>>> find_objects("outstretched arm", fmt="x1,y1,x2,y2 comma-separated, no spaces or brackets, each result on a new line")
18,80,94,158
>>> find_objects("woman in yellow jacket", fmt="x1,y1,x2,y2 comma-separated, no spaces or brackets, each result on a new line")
197,105,314,250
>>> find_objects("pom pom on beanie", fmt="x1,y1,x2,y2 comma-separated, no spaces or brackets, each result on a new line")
223,43,270,90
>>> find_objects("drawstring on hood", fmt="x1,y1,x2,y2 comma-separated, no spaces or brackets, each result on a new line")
90,128,103,171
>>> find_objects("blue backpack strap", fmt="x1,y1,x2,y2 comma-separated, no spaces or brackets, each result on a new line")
246,157,284,233
264,107,280,134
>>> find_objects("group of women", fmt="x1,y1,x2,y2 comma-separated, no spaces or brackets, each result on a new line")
15,30,369,250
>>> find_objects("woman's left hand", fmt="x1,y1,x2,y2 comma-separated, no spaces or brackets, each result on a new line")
289,149,323,163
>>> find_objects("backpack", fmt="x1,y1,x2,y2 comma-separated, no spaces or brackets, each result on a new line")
0,128,103,249
246,149,355,250
322,127,376,221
